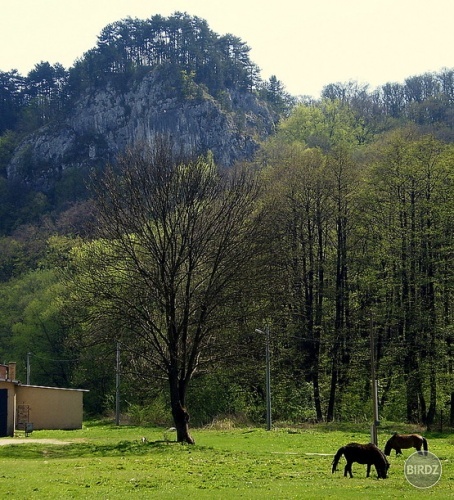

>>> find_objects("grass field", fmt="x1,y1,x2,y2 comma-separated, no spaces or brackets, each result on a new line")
0,421,452,498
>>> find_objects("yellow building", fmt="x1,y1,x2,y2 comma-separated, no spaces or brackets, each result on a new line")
0,363,88,437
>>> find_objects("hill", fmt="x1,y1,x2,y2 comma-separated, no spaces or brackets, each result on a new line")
0,13,285,235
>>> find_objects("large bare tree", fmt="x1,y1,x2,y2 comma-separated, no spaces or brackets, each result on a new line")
70,142,262,443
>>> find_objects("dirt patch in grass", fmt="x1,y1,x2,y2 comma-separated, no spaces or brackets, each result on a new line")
0,438,70,445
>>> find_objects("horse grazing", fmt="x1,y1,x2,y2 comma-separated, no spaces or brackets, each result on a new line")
384,432,428,456
332,442,389,479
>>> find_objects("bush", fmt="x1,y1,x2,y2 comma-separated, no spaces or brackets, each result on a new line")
125,397,172,426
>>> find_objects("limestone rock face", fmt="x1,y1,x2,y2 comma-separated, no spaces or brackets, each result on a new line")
7,71,276,191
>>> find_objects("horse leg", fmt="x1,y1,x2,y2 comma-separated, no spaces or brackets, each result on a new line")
396,448,402,456
366,463,371,477
344,462,353,478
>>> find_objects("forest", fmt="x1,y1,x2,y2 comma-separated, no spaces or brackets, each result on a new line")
0,13,453,439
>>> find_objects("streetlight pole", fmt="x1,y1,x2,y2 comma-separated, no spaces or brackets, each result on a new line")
256,327,271,430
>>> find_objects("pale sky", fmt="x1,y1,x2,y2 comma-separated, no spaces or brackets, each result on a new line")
1,0,454,98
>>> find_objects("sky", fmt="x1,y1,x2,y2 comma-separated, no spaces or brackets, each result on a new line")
1,0,454,98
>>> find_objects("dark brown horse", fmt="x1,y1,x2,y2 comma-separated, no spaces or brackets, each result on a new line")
332,442,390,479
384,432,428,456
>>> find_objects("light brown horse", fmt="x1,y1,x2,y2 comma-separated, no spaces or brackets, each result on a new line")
384,432,428,456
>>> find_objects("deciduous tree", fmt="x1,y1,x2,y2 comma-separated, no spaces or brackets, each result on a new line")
68,141,262,442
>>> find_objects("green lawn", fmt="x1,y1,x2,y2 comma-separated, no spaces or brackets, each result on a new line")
0,422,452,499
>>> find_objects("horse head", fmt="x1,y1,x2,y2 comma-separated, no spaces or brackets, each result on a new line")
377,461,390,479
383,438,392,456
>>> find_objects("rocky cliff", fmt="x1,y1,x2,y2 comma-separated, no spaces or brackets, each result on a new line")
7,69,276,192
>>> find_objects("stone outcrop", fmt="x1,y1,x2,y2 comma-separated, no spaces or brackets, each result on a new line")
7,70,276,191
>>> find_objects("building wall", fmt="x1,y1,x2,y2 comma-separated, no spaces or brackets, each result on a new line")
15,385,85,430
0,381,16,437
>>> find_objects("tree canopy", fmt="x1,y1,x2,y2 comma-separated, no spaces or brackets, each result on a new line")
66,141,263,441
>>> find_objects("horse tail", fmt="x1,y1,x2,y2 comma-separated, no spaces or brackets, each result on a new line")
332,447,345,474
422,437,428,455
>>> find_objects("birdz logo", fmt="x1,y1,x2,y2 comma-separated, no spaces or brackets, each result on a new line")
404,451,442,488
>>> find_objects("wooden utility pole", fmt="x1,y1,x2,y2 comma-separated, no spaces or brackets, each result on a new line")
26,352,31,385
370,320,379,445
115,342,120,425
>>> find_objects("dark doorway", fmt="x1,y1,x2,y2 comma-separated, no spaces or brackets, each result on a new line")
0,389,7,437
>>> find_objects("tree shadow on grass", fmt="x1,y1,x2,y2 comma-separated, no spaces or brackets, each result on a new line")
0,439,209,460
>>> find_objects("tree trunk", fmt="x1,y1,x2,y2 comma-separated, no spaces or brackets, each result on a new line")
172,402,194,444
313,371,323,421
406,368,426,424
418,383,427,424
450,393,454,427
170,370,195,444
326,353,338,422
426,368,437,427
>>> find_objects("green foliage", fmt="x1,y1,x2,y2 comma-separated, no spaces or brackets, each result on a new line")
0,237,28,281
68,13,259,98
255,121,454,426
0,267,74,385
271,380,316,423
125,397,172,427
180,70,204,100
0,234,82,386
276,99,363,150
186,373,259,426
1,22,454,430
0,130,19,177
258,75,295,115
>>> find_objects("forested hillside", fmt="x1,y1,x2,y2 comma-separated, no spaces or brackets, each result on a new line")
0,13,452,432
0,13,286,236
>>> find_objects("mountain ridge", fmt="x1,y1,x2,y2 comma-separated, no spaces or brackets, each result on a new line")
8,65,277,189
